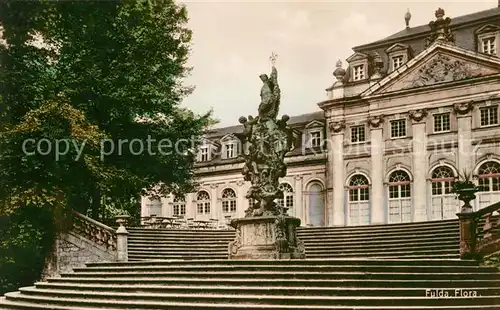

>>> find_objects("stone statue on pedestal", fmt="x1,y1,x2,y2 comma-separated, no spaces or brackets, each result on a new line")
229,53,305,260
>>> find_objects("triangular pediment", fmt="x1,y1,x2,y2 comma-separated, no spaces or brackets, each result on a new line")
363,42,500,97
386,43,408,53
220,133,238,142
304,120,325,129
346,52,368,62
475,24,500,34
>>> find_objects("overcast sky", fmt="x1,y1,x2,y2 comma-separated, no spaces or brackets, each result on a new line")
180,1,498,127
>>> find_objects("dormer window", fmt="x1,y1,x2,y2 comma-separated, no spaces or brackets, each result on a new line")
200,146,209,162
482,37,496,55
310,131,322,147
475,24,500,57
220,134,240,159
346,52,369,82
353,65,365,81
224,142,236,159
385,43,411,73
392,55,404,70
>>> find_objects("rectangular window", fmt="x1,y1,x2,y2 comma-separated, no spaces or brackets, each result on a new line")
200,147,209,161
173,204,186,216
351,125,366,143
482,37,496,55
392,55,404,70
353,65,365,81
390,119,406,138
480,106,498,126
197,203,204,214
225,143,235,159
310,131,322,147
433,113,451,133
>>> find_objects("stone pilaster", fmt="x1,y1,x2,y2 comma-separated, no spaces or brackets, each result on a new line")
186,193,195,219
409,109,428,222
454,101,474,174
328,120,345,226
368,115,385,224
210,184,218,220
293,175,304,223
236,180,246,219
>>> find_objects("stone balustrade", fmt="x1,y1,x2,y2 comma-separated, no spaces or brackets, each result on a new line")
72,211,118,251
458,201,500,260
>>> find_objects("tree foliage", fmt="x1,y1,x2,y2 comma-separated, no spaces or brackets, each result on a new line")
0,0,212,220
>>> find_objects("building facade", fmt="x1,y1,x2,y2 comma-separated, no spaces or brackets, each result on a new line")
142,6,500,227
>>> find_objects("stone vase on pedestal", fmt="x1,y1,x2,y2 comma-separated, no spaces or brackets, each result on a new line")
228,215,305,260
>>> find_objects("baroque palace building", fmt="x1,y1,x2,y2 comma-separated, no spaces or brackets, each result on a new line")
142,6,500,227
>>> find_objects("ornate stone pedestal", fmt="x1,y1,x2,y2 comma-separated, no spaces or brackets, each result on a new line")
228,215,305,260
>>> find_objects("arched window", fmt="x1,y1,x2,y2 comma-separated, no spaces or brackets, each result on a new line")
196,191,211,215
173,196,186,216
388,170,412,223
348,174,370,225
430,166,457,219
221,188,237,213
477,161,500,209
276,183,294,211
146,198,162,217
308,182,325,226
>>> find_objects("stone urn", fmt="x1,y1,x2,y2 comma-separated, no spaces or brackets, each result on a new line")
455,187,478,213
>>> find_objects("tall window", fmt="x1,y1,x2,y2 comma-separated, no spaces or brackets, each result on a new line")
388,170,412,223
390,119,406,138
353,65,365,81
310,131,322,147
351,125,366,143
146,199,162,216
225,143,236,159
348,175,370,225
430,166,457,220
477,161,500,210
392,55,404,70
200,147,209,162
276,183,294,211
222,188,237,213
308,182,325,226
482,37,496,55
173,196,186,216
480,106,498,127
196,191,211,215
433,113,451,133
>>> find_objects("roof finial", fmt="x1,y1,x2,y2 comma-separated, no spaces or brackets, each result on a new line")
404,9,411,29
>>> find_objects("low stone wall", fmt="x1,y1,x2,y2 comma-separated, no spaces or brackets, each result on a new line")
41,231,117,279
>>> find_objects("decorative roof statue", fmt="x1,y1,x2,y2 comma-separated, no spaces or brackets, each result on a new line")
405,9,411,29
426,7,455,47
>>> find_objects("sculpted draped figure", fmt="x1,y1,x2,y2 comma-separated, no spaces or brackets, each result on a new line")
237,53,293,217
258,52,280,121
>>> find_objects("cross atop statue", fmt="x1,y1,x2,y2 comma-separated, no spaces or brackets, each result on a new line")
269,52,278,66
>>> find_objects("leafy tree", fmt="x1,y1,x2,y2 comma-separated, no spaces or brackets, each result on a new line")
0,0,212,222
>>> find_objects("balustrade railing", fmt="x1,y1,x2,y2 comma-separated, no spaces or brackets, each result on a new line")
458,201,500,260
72,211,117,251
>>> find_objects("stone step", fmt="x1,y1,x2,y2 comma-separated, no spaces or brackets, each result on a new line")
31,282,500,297
4,292,500,310
85,258,479,267
11,287,500,307
128,236,459,246
127,240,459,252
60,270,500,280
128,226,459,239
46,276,500,288
72,264,496,274
127,247,459,258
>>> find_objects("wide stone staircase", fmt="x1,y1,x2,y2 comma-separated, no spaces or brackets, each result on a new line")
1,219,499,309
127,219,461,261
